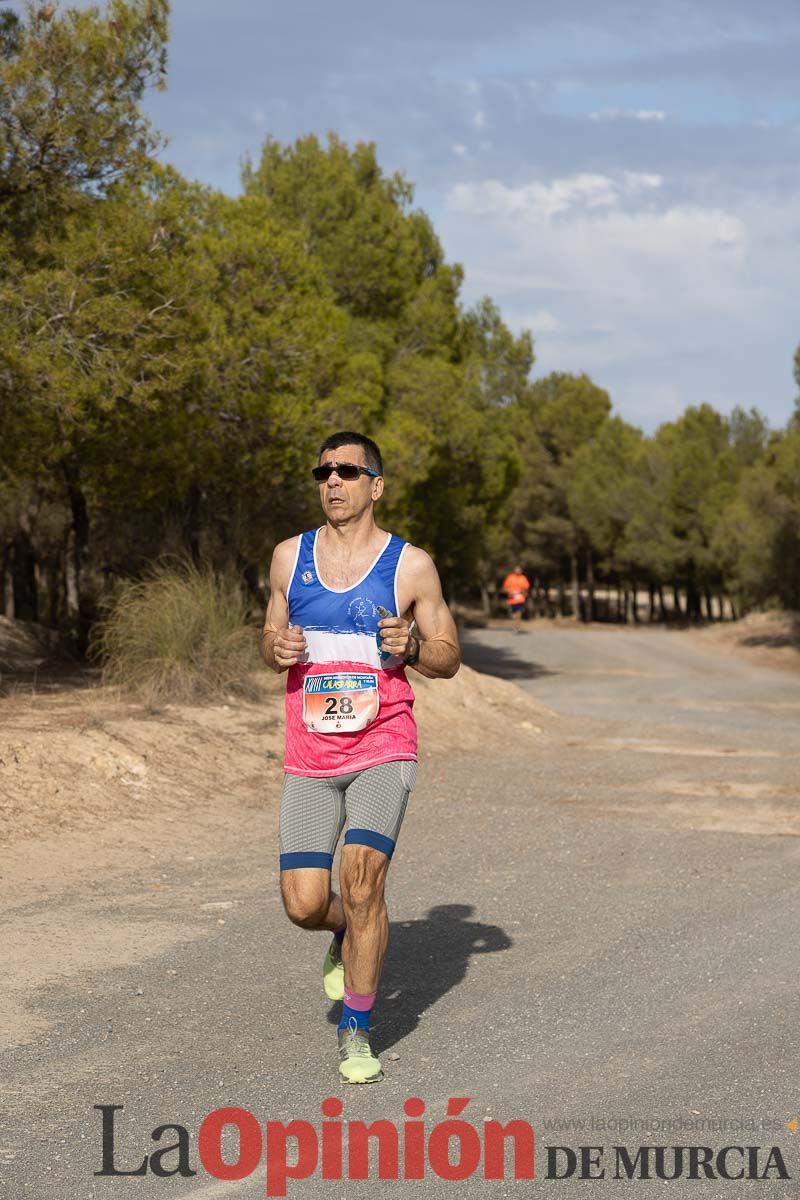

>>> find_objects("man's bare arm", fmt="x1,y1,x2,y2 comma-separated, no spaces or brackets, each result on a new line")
378,546,460,679
261,538,307,673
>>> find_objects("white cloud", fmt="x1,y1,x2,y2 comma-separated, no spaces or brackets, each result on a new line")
472,109,488,130
451,143,467,156
440,169,762,427
590,108,667,122
623,170,664,191
523,308,563,334
448,170,664,223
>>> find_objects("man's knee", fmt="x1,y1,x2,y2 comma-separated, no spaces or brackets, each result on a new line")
341,851,387,916
281,882,329,929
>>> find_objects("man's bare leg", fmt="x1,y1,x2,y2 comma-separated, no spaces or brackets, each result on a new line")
339,845,390,992
280,867,344,931
329,845,388,1083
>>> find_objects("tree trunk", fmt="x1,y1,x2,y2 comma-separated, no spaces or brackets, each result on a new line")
479,581,491,617
570,552,580,620
64,470,91,652
673,583,683,617
557,579,566,617
648,583,655,623
47,555,62,628
586,550,595,623
686,564,701,621
35,562,47,622
657,584,666,622
64,528,80,623
11,510,38,622
629,580,639,623
2,545,14,619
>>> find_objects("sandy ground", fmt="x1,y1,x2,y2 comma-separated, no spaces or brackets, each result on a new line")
689,608,800,673
0,655,552,848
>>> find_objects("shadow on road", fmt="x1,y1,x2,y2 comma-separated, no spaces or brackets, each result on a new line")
327,903,513,1052
460,633,554,681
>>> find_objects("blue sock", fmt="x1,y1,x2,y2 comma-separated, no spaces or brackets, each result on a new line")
338,1003,371,1031
334,925,346,945
338,987,375,1032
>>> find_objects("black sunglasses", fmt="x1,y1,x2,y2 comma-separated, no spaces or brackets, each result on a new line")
311,462,380,482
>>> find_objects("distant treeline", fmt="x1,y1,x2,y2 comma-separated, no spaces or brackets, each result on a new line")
2,1,799,650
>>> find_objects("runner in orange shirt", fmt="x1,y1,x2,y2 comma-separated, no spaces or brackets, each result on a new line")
502,564,531,632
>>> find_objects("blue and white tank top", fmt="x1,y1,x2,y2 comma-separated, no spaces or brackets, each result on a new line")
283,528,418,777
287,528,408,669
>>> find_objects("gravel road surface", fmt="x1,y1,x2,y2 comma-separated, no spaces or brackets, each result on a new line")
2,626,798,1198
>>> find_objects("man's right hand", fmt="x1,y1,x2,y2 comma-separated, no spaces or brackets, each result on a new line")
271,625,307,670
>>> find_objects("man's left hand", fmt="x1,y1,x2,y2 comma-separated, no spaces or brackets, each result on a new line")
378,616,414,659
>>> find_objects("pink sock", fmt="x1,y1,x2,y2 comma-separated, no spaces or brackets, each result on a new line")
343,987,376,1011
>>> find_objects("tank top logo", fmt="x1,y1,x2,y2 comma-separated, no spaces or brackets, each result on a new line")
347,596,379,629
301,570,314,585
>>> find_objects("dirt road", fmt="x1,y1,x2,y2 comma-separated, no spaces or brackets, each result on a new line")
462,624,800,837
2,627,798,1198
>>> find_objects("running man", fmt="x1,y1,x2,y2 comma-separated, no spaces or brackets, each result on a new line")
502,563,531,631
261,431,460,1083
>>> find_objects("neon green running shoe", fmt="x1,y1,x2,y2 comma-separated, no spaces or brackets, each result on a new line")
323,936,345,1001
337,1020,383,1084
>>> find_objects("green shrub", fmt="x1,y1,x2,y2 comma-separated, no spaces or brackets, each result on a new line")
92,563,261,703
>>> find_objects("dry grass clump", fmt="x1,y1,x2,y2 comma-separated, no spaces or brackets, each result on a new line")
92,564,262,703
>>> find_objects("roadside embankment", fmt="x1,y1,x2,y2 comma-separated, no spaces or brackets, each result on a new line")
0,631,554,847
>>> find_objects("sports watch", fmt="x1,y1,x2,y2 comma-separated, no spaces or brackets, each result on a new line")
403,633,421,666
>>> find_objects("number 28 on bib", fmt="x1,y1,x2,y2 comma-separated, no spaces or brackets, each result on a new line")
302,672,380,733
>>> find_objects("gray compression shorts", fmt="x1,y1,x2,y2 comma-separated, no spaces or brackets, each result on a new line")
279,759,417,871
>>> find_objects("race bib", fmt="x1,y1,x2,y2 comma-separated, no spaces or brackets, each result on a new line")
302,672,379,734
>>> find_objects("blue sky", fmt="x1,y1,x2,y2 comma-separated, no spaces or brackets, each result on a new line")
36,2,800,429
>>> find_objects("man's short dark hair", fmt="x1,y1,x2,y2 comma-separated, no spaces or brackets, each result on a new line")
318,431,383,476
